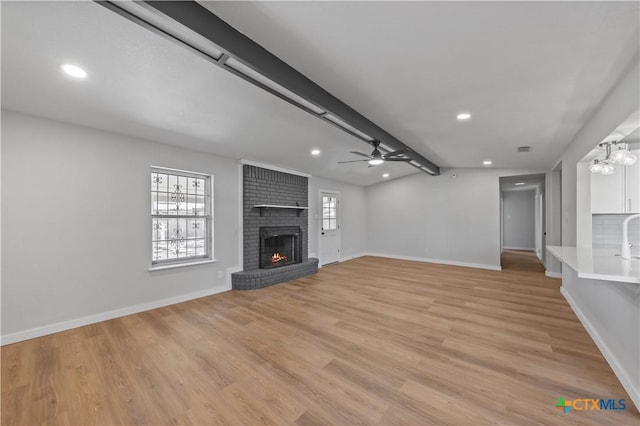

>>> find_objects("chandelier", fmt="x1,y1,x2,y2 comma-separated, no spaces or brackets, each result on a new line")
589,141,637,175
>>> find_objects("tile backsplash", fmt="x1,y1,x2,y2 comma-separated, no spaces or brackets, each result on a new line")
592,214,640,250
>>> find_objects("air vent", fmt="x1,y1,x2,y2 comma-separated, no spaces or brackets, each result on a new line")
517,146,531,152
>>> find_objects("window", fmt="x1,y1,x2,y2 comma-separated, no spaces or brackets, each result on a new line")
151,167,212,266
322,195,338,230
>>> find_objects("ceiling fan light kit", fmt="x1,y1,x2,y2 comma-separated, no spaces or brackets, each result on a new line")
337,141,413,167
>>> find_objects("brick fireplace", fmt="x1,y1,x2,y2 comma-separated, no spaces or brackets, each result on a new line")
232,164,318,290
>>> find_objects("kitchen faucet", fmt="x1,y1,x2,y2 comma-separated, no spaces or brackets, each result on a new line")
621,213,640,259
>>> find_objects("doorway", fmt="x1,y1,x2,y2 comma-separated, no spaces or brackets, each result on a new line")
319,190,340,266
499,174,546,271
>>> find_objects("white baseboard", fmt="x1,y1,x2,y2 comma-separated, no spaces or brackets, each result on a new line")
315,253,364,268
560,286,640,411
365,252,502,271
1,285,230,346
341,252,367,261
503,246,536,251
545,270,562,278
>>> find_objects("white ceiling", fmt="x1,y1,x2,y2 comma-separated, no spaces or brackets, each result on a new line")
2,1,639,186
500,173,545,193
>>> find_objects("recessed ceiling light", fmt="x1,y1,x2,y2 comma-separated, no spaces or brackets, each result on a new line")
311,149,321,156
456,113,471,120
382,173,389,178
61,64,87,79
483,160,492,166
514,182,525,186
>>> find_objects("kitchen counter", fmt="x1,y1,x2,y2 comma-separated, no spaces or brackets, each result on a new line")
547,246,640,284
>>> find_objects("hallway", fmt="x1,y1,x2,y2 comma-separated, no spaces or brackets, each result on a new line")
501,249,546,273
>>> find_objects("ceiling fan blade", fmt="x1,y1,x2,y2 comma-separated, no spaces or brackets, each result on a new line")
338,159,369,164
349,151,371,158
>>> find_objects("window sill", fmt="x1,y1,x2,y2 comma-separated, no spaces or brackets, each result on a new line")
148,259,217,272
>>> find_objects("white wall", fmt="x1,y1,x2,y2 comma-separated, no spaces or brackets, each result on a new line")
1,110,241,341
545,168,563,274
502,190,535,250
308,175,368,261
365,168,543,270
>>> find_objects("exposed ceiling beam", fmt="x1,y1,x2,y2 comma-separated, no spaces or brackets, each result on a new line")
97,0,440,175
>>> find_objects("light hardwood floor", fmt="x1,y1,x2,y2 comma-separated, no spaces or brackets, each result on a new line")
500,249,546,273
2,253,638,425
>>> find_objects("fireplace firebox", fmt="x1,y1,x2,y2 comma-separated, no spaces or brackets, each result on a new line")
260,226,302,269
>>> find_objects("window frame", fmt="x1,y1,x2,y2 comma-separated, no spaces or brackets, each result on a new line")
149,166,214,270
322,194,339,231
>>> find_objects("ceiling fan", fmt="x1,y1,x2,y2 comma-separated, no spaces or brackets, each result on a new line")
338,141,413,167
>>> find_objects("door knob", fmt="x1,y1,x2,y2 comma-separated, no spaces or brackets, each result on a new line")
321,232,325,235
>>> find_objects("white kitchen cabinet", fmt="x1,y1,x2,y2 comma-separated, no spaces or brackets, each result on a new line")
591,149,639,214
591,166,625,213
626,149,639,213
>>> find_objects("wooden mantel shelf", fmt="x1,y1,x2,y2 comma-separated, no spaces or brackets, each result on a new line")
254,204,309,217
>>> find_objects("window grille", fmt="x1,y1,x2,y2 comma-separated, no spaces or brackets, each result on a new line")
322,195,338,230
151,167,212,265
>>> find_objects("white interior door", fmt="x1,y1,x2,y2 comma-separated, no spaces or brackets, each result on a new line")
319,191,340,265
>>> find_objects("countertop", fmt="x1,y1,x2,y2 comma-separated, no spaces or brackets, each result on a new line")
547,246,640,284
